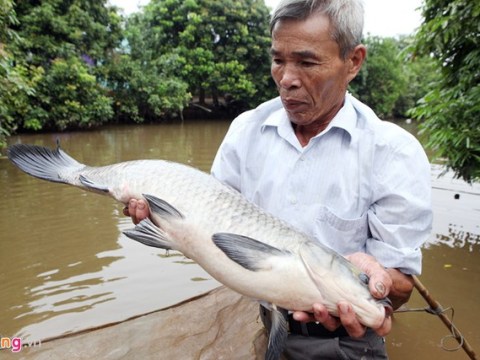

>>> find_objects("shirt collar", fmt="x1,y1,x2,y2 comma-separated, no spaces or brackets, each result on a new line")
260,94,357,142
261,100,287,130
324,95,357,142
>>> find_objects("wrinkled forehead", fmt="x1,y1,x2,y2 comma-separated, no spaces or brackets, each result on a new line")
270,13,337,52
271,12,334,42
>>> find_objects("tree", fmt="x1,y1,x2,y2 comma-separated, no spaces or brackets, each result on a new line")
0,0,40,150
393,36,439,118
348,35,439,121
410,0,480,183
106,51,190,122
31,57,114,130
124,0,274,116
350,36,407,118
6,0,122,131
13,0,122,66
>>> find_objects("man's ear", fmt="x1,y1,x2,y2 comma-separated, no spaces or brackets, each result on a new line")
346,44,367,83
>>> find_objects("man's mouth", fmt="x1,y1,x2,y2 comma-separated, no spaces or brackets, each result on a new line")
282,98,307,112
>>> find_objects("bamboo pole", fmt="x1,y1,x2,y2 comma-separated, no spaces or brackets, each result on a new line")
412,275,477,360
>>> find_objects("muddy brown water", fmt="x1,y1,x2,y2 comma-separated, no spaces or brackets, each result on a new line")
1,120,478,359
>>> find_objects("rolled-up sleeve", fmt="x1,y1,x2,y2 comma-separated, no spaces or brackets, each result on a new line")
367,135,433,275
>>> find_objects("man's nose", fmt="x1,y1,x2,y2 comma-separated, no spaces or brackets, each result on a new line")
278,65,302,89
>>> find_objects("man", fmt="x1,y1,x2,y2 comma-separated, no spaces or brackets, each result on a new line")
126,0,432,357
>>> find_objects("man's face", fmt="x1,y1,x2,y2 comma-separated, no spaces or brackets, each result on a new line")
270,13,362,130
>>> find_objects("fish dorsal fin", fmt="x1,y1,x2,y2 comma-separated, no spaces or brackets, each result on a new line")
212,233,287,271
143,194,184,219
123,218,174,250
266,305,288,360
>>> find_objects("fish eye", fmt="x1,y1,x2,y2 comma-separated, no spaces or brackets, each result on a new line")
358,272,369,285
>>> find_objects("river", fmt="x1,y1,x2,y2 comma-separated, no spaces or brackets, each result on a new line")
1,120,479,359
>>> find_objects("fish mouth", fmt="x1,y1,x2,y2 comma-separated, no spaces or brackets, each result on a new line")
377,297,393,317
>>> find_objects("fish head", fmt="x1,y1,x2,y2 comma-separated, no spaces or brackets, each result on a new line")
335,261,392,329
299,243,389,329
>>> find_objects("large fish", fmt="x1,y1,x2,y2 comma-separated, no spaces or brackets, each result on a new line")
8,144,390,360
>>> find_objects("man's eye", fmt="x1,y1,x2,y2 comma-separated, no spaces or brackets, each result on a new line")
300,61,316,67
272,58,283,65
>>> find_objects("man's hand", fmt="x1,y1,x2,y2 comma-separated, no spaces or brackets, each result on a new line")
292,252,402,338
123,199,150,224
292,301,392,338
346,253,393,300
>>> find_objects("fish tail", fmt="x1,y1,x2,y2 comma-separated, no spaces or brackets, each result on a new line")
7,144,84,185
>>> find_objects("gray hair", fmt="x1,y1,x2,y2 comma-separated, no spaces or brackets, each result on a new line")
270,0,364,59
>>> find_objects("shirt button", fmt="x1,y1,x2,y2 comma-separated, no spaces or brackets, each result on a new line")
289,196,297,204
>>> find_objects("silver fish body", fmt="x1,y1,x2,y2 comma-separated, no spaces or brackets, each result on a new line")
8,144,388,359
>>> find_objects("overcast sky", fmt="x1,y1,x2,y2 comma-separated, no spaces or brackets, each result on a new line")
109,0,423,37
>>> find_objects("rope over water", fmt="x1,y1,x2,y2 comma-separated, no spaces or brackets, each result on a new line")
395,276,477,359
395,305,465,352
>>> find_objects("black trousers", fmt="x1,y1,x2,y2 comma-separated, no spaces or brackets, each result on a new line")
260,305,388,360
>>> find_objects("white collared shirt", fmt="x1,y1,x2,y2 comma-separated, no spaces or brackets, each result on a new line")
211,93,432,274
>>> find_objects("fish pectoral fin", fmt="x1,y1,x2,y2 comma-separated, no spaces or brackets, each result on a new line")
212,233,287,271
123,218,174,250
143,194,184,219
266,305,288,360
79,175,110,193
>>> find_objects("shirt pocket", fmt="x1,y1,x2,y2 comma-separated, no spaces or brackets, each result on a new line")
315,206,369,255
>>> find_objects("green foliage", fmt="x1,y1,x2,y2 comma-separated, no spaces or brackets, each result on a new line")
351,36,406,118
394,38,439,117
27,57,113,130
0,0,123,143
124,0,274,113
2,0,276,145
13,0,123,65
0,0,32,149
350,36,438,119
107,53,190,122
0,0,19,44
0,59,43,130
410,0,480,182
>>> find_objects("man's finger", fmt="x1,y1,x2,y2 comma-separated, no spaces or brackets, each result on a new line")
312,303,341,331
135,199,149,222
347,253,392,299
292,311,315,323
374,281,387,298
338,302,366,338
374,314,392,337
128,199,138,224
